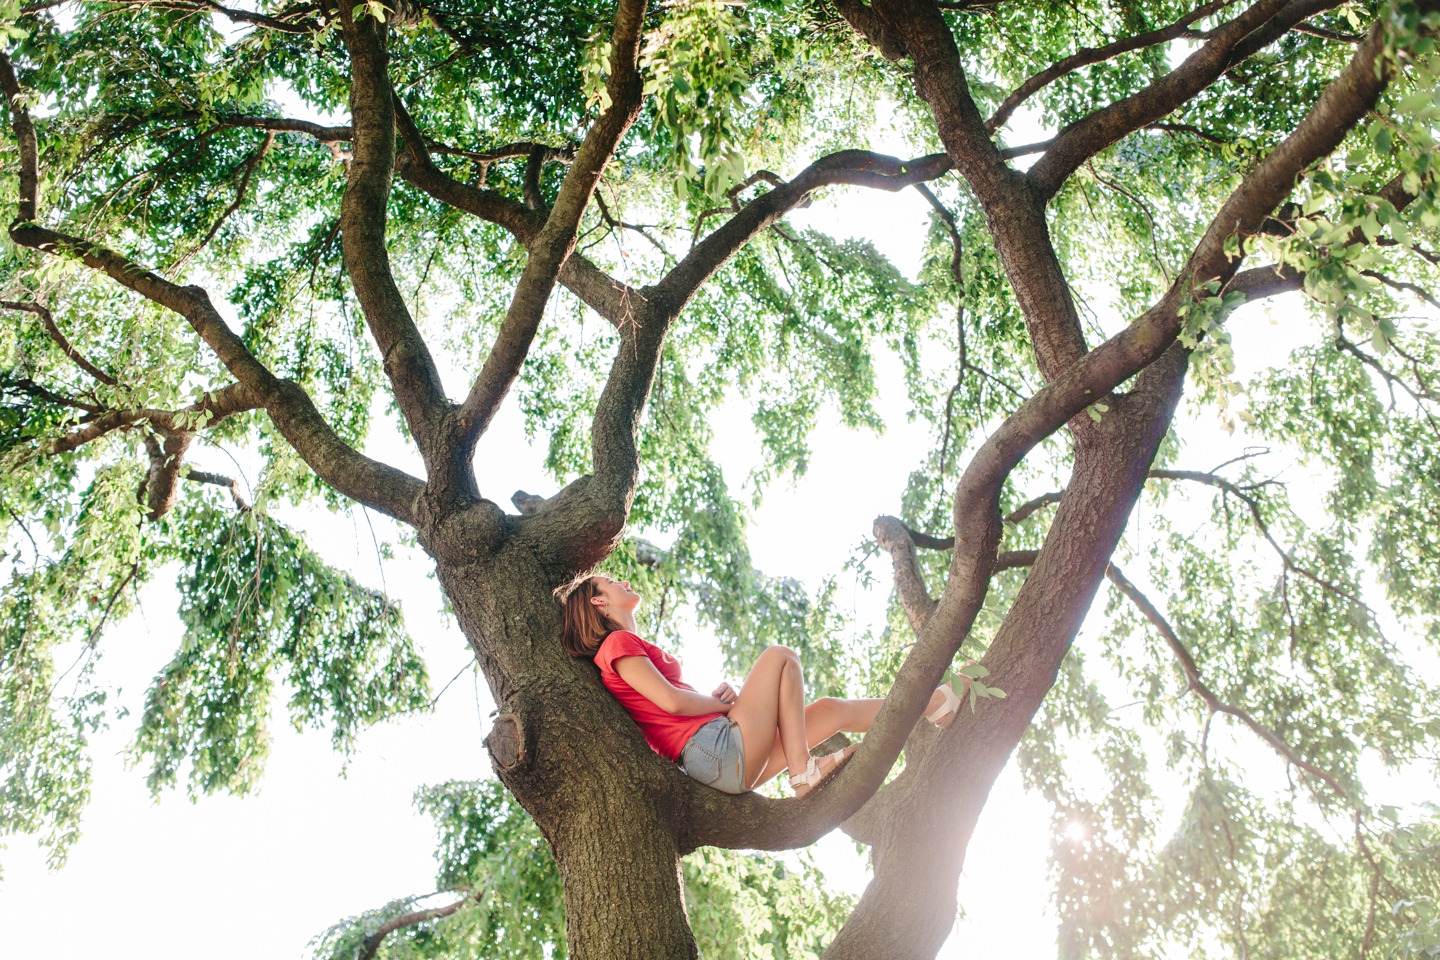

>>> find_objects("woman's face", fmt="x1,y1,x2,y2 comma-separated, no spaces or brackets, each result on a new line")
590,576,641,617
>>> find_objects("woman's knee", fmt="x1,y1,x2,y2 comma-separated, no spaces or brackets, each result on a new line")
763,644,800,664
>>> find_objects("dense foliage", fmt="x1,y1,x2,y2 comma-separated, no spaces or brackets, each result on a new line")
1,0,1438,956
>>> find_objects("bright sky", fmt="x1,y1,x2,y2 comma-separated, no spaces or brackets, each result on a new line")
3,99,1436,960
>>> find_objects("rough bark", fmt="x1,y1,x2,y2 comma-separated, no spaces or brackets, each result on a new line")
429,538,701,960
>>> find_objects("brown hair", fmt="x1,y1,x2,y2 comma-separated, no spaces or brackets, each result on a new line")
559,576,626,658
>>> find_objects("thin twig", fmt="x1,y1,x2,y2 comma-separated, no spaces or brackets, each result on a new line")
175,130,274,267
1086,161,1172,284
595,190,670,259
915,182,970,480
1148,469,1377,615
1364,269,1440,311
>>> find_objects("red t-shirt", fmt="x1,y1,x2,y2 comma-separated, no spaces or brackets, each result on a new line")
594,631,723,761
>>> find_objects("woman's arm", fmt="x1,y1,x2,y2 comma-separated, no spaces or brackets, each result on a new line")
613,656,730,716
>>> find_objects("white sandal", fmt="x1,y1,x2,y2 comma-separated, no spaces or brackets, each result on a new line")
789,744,857,798
925,682,963,729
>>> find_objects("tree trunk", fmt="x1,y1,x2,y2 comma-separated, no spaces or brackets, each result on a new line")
431,537,699,960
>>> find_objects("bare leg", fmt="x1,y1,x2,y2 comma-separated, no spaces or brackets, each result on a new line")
750,687,954,787
727,646,812,789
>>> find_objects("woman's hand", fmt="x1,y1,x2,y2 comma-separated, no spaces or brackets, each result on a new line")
711,681,738,709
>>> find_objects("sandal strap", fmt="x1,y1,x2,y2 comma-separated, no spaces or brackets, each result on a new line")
926,682,962,724
788,757,821,787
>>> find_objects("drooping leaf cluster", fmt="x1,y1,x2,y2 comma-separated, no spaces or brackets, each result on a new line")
133,502,430,797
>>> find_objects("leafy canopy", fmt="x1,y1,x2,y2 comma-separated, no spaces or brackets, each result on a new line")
0,0,1438,956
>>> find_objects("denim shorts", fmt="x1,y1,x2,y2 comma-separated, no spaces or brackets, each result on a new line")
679,717,748,794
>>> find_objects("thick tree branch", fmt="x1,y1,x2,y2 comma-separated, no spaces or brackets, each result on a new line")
875,515,938,633
833,0,910,60
986,0,1243,134
337,9,453,472
1226,170,1416,302
655,150,954,308
47,382,260,455
3,300,118,385
142,430,191,521
871,0,1093,378
1223,0,1346,67
1,51,425,524
520,150,956,576
184,467,250,510
1225,260,1303,300
138,0,319,34
825,347,1194,959
214,114,353,142
1006,490,1064,523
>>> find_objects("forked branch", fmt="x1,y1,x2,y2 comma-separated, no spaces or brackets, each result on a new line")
392,104,641,325
681,18,1404,850
453,0,649,456
906,466,1378,619
1027,0,1310,198
517,148,957,575
49,382,260,456
654,150,953,307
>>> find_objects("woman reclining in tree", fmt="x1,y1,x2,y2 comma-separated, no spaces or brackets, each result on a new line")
560,575,964,797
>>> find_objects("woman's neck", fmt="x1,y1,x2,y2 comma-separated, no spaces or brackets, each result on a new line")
611,610,639,634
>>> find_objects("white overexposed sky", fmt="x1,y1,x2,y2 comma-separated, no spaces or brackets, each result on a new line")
3,95,1437,960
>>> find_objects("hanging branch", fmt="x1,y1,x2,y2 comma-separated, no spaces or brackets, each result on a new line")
0,50,426,523
1104,562,1349,798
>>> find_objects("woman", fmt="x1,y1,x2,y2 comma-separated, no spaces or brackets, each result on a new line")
560,575,964,798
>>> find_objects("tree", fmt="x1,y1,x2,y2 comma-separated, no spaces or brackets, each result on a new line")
2,0,1439,956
